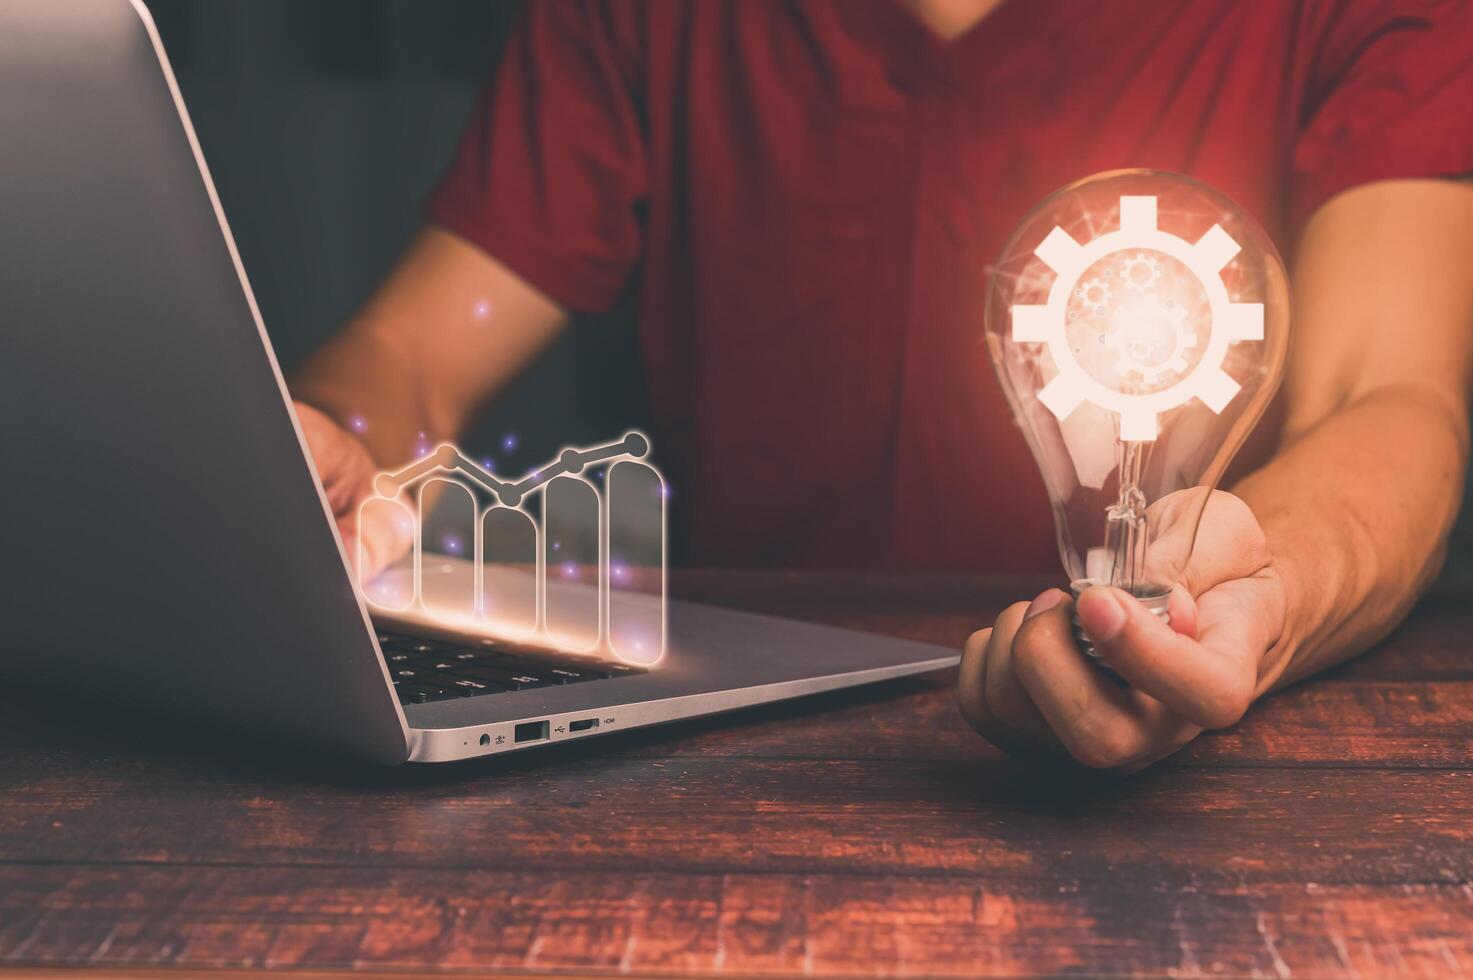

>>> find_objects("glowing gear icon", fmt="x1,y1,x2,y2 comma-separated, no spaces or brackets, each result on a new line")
1075,276,1112,316
1009,195,1264,441
1120,252,1162,292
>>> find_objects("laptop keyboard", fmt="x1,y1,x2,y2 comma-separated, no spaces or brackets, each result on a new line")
377,630,648,706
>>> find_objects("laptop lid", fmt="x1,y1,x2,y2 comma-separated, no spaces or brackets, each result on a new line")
0,0,409,763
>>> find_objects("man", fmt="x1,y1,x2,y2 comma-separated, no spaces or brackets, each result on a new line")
292,0,1473,770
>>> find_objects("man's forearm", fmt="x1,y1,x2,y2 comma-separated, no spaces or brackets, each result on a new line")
291,325,441,470
289,227,570,470
1233,383,1469,692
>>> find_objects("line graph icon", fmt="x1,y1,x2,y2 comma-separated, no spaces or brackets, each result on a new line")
358,432,666,665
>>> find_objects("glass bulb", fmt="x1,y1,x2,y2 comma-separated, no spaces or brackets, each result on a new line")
985,170,1290,627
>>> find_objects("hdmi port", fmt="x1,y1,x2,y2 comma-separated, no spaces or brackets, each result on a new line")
569,718,599,733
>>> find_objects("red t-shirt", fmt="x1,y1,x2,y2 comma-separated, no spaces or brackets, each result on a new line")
428,0,1473,571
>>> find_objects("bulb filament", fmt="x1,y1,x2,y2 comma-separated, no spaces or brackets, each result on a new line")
1106,442,1148,591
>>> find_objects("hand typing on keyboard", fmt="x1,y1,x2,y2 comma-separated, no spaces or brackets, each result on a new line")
295,402,414,581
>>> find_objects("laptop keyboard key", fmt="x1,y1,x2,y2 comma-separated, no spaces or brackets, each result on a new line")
382,637,449,654
478,650,607,675
393,681,458,704
601,662,649,676
544,666,598,684
451,666,554,690
446,677,506,696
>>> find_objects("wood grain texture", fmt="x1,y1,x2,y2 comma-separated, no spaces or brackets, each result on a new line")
3,867,1471,977
1,570,1471,977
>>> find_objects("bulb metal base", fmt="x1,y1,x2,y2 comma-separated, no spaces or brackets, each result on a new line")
1069,580,1171,662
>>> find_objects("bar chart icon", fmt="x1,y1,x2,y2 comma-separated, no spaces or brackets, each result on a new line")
358,432,666,664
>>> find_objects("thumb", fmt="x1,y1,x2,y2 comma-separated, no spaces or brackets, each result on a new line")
1076,585,1192,664
1075,584,1251,729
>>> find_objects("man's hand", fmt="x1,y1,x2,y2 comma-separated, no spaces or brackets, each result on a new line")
956,491,1287,771
295,402,413,581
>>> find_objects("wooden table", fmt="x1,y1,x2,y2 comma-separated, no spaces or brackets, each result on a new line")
2,572,1471,977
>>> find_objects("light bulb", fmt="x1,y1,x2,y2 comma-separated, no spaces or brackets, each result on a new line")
985,170,1290,653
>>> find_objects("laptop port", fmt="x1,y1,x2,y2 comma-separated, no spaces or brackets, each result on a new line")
569,718,599,733
514,721,549,743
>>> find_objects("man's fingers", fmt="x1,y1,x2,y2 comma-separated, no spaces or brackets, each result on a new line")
983,594,1068,753
957,598,1063,757
956,626,996,733
956,602,1028,749
1010,603,1168,768
294,401,380,517
1075,584,1258,730
354,497,416,582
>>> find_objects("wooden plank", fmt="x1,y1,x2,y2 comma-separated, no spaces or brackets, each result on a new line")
0,865,1469,976
581,677,1473,769
1184,679,1473,768
1,763,1470,885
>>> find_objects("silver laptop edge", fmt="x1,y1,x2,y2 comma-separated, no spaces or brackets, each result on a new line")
0,0,960,766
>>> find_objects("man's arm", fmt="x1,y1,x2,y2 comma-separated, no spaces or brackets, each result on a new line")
293,226,567,463
290,226,568,573
957,178,1473,769
1240,178,1473,689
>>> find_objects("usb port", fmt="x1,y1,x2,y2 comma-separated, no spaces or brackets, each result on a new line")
514,721,549,743
569,718,599,733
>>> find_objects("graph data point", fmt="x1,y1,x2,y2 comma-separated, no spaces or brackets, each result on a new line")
501,489,523,507
373,474,400,498
623,432,649,457
560,449,584,474
435,445,458,467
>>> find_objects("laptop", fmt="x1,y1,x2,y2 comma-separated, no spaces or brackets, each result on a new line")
0,0,958,764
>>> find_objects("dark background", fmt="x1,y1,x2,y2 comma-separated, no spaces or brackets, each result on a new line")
146,0,647,480
145,0,1472,580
